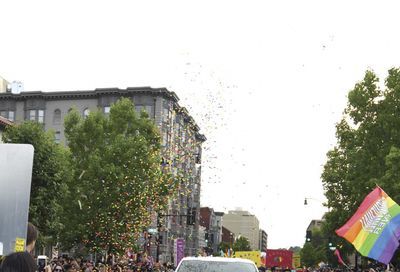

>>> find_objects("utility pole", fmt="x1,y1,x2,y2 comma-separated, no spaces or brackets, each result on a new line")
155,209,196,263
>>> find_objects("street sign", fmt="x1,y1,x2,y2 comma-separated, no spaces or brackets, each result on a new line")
0,144,34,256
148,228,158,234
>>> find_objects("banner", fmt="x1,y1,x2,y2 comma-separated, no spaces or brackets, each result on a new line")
233,251,261,267
265,249,293,269
174,238,185,267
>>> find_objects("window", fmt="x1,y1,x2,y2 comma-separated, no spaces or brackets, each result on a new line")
135,105,142,116
8,111,14,122
38,110,44,123
0,110,13,121
135,105,153,118
54,131,61,144
162,130,169,147
27,109,45,122
144,105,153,117
83,108,90,118
104,106,110,114
53,109,61,124
182,130,186,143
29,110,36,121
162,107,171,122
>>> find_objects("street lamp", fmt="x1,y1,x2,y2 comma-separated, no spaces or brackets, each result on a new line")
304,197,324,206
304,197,330,210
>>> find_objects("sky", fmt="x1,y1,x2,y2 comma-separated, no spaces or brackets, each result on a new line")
2,0,400,249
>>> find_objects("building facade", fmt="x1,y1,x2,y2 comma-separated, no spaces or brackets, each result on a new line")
0,87,206,262
222,210,260,250
0,76,9,93
221,226,235,246
214,212,224,252
259,229,268,252
199,208,224,254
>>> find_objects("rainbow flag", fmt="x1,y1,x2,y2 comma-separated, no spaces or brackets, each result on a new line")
336,187,400,264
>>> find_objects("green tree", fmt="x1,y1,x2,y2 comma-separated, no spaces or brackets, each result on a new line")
300,243,318,268
321,68,400,261
300,229,327,267
219,242,231,252
2,121,72,246
233,236,251,251
62,98,176,253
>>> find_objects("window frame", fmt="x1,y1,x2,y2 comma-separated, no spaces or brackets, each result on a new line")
54,131,61,144
53,109,62,125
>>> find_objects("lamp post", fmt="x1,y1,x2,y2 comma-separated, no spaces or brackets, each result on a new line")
304,197,325,206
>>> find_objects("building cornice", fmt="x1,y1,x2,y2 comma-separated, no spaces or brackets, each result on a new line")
0,87,180,103
0,87,206,141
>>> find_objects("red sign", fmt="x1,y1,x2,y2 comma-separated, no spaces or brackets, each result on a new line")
265,249,293,269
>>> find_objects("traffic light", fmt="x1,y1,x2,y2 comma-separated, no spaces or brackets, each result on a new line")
187,208,196,225
328,237,336,250
306,230,312,242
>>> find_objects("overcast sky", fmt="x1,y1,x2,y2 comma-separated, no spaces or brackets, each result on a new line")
2,0,400,249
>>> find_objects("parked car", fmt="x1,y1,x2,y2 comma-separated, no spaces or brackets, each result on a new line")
175,256,258,272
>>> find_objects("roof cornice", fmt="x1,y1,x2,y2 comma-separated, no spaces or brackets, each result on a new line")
0,87,180,102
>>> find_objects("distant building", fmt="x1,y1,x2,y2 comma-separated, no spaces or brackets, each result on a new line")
198,226,207,250
221,226,235,246
0,76,9,93
0,76,24,94
214,212,224,249
306,219,323,231
259,229,268,251
199,208,224,254
305,219,324,244
222,210,260,250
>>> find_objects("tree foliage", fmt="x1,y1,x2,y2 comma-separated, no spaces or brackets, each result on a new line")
300,229,326,267
219,242,231,252
62,98,176,253
233,236,251,251
2,121,71,244
322,68,400,258
300,229,340,268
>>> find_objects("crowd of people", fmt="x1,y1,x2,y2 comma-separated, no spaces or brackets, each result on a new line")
0,223,177,272
1,252,177,272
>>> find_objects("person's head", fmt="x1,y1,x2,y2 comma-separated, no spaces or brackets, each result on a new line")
63,264,74,272
54,264,64,272
26,222,38,254
0,251,36,272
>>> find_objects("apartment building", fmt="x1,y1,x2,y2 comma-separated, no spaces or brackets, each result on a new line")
199,208,224,254
0,86,206,262
259,229,268,251
222,210,260,250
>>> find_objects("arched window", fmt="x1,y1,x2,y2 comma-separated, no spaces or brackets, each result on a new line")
83,108,90,118
53,109,61,124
